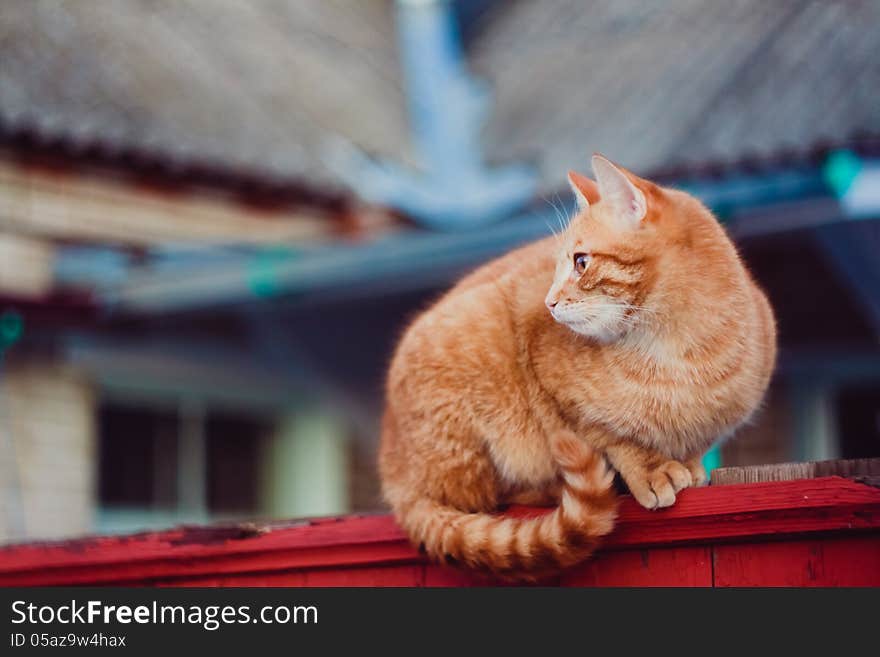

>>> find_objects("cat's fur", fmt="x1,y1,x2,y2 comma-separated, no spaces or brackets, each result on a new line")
379,155,776,579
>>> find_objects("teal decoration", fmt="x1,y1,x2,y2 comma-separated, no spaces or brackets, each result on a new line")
702,444,722,481
0,310,24,347
823,150,862,199
247,247,296,298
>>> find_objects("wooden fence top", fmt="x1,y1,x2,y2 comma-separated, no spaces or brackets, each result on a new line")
0,476,878,586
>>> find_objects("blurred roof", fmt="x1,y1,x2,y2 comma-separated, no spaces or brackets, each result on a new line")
0,118,350,215
471,0,880,185
1,0,878,196
0,0,408,194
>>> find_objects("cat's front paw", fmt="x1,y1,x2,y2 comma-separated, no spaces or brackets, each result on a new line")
685,458,708,487
623,460,693,510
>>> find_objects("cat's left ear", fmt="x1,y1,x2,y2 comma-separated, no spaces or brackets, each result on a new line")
567,170,600,212
592,154,648,230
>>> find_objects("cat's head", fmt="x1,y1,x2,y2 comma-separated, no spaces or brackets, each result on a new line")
545,154,699,342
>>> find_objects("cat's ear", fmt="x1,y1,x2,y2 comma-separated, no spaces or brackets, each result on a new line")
567,170,599,212
591,154,647,229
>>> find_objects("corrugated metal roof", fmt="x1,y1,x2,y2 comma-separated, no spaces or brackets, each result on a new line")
0,1,877,194
471,0,880,188
0,0,409,191
0,117,351,213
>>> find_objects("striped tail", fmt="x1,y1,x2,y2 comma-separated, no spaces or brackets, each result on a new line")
395,435,618,581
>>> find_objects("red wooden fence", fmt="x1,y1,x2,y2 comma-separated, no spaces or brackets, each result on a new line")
0,477,878,587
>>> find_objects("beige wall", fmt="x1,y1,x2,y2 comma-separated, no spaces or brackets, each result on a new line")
261,411,350,519
0,359,95,543
0,232,54,297
0,160,335,246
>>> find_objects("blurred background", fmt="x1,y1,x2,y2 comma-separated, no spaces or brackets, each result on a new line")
0,0,878,544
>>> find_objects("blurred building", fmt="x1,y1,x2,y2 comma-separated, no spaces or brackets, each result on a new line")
0,0,878,543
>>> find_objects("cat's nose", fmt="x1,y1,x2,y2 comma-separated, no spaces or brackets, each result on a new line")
545,298,558,311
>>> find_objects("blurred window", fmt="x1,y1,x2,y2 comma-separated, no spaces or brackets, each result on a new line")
98,404,178,508
97,401,272,531
206,411,271,514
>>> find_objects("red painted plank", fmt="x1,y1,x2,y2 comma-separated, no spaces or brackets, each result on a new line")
421,565,558,587
0,542,419,587
606,477,880,549
422,566,494,587
159,572,308,587
713,535,880,587
561,546,713,587
302,566,423,587
0,478,877,586
0,514,408,573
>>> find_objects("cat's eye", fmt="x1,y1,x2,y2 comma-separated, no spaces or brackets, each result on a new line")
573,253,590,275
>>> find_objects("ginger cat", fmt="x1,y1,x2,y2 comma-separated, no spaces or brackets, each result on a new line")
379,155,776,579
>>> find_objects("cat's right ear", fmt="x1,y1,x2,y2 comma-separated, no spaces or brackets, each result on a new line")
591,154,647,230
567,170,599,212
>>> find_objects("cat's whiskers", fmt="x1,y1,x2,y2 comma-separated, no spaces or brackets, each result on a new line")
552,191,573,233
555,298,663,339
544,219,561,244
555,197,574,235
562,299,657,315
545,192,575,234
540,197,566,245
